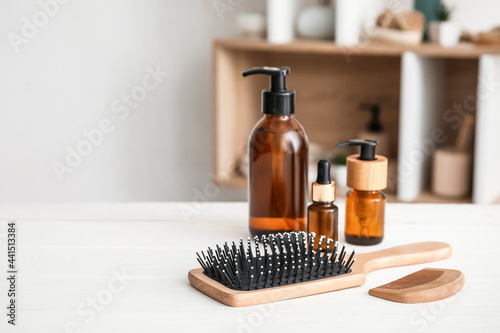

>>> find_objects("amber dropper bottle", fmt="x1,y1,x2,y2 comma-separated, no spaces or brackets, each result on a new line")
308,159,338,250
335,140,388,246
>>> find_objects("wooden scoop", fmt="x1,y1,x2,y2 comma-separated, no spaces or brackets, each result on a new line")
369,268,465,303
189,242,452,307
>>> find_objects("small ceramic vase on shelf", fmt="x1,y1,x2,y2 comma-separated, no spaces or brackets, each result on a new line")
428,21,461,46
296,0,335,40
427,2,460,47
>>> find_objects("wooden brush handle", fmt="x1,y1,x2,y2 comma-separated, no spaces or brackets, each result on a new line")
356,242,452,274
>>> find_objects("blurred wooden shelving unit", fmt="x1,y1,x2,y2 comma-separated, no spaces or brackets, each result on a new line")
215,38,500,58
213,38,500,204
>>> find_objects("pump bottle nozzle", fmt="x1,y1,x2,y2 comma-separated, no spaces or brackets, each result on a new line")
242,66,295,116
360,104,382,132
336,139,378,161
242,67,290,91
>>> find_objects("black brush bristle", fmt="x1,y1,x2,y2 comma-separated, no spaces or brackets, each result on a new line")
196,232,356,291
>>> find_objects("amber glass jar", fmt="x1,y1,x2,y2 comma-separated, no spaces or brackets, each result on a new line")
308,202,338,249
307,159,338,250
345,189,386,245
248,114,309,237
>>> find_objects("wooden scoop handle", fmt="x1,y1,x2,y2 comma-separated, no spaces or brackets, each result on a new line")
455,115,475,151
356,242,452,274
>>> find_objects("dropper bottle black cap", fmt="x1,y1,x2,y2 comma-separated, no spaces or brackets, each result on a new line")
316,159,331,184
312,159,335,202
242,67,294,116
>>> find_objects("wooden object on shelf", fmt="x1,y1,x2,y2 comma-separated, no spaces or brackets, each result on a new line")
476,27,500,45
455,115,475,151
432,148,472,198
372,10,424,46
376,10,424,32
431,116,475,198
369,268,465,303
368,28,423,46
188,242,452,307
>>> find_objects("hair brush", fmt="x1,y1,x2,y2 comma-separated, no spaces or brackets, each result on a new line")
188,232,452,307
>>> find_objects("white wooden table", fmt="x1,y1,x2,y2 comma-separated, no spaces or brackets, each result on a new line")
0,202,499,333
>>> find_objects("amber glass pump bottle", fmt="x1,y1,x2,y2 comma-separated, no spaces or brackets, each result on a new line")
308,159,338,250
335,140,388,245
242,67,309,237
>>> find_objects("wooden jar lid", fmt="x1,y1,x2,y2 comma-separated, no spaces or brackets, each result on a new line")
346,154,388,191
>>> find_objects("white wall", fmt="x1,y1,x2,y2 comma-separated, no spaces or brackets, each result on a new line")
0,0,264,202
446,0,500,33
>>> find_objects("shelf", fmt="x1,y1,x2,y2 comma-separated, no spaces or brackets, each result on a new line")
410,191,472,204
221,174,471,204
215,38,500,59
213,38,500,204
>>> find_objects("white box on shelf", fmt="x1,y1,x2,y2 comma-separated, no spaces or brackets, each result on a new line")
473,55,500,204
398,52,446,202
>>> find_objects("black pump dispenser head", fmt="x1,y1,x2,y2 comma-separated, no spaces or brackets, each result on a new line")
316,159,331,185
336,139,378,161
361,104,382,132
242,66,294,116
